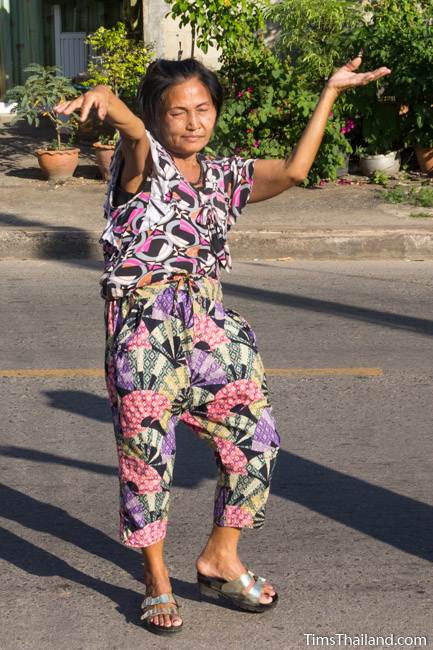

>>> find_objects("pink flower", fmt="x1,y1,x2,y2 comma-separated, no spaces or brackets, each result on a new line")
319,180,326,187
237,91,244,98
329,111,334,118
246,86,254,93
252,139,261,148
341,118,356,135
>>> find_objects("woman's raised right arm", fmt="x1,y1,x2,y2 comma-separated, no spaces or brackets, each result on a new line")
54,85,151,187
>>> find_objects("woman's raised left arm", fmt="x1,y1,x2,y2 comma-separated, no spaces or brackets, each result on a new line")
248,56,391,203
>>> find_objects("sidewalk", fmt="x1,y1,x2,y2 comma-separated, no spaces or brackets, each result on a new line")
1,121,432,261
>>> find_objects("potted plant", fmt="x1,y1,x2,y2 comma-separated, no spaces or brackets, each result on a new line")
405,105,433,174
83,22,153,108
348,1,433,175
355,100,402,176
81,22,153,178
6,64,80,181
93,130,119,181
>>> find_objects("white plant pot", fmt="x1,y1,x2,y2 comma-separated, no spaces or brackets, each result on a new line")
359,151,401,176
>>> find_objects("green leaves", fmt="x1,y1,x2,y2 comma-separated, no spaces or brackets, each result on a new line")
84,22,154,101
166,0,267,57
348,0,433,149
266,0,361,83
211,44,351,184
5,64,79,149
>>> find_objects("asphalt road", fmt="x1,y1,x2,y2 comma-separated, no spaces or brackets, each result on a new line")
0,259,432,650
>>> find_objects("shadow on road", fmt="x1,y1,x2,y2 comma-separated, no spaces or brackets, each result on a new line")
223,282,433,337
1,418,432,567
0,526,145,626
0,479,201,618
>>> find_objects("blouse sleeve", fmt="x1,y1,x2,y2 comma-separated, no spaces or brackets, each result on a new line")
226,156,256,223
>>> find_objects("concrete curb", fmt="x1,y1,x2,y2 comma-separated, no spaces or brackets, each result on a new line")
1,228,433,260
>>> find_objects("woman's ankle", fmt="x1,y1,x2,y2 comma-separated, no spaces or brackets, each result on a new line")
143,564,170,585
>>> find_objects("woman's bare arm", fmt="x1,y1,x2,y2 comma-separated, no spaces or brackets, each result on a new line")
54,85,151,190
249,57,391,203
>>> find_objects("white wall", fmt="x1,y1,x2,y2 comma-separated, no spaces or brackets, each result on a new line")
143,0,221,69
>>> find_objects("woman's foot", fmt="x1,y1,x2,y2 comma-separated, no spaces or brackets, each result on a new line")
142,568,183,629
196,552,276,605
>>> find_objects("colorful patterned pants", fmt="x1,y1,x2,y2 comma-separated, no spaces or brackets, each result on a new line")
104,275,280,547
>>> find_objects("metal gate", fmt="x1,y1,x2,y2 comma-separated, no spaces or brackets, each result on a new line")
53,4,87,78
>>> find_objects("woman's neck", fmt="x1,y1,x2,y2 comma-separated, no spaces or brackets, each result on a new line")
172,152,203,184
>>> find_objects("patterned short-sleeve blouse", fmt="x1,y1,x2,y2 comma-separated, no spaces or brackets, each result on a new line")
100,129,255,299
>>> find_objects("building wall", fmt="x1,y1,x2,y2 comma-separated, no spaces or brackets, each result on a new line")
0,0,45,96
143,0,220,69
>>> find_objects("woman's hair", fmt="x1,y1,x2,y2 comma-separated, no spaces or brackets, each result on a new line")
136,58,224,139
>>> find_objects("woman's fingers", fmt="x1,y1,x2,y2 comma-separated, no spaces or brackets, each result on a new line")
345,55,363,72
95,99,107,121
54,91,109,122
54,96,84,115
360,67,391,85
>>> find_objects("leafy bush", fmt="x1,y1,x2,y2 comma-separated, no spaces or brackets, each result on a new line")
84,22,153,103
209,45,351,185
166,0,265,57
265,0,362,84
349,0,433,149
354,99,402,155
5,63,79,150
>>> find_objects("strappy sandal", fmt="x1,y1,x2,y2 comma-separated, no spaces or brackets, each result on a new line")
197,569,278,613
140,593,183,635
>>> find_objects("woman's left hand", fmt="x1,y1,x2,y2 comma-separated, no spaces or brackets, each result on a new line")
326,56,391,94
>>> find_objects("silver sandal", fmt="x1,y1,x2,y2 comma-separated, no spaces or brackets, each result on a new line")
140,593,183,635
197,569,278,613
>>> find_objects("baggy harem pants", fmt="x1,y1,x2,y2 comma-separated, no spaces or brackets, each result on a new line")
104,275,280,547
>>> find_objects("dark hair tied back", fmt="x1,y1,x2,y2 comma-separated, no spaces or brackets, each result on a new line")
136,58,224,140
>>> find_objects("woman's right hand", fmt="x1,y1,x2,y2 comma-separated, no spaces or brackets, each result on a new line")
54,85,112,122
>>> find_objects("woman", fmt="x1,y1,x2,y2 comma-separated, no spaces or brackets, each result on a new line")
55,55,389,635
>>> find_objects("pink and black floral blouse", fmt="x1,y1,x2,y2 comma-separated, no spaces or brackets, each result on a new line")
99,129,255,299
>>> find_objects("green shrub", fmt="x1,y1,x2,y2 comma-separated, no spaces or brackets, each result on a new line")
166,0,265,57
210,45,352,185
5,63,79,150
265,0,362,84
84,22,153,103
349,0,433,149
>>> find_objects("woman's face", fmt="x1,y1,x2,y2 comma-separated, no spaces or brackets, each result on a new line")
159,77,218,157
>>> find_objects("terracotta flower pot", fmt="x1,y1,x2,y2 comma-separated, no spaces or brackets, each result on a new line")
93,142,115,181
415,146,433,174
35,148,80,181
